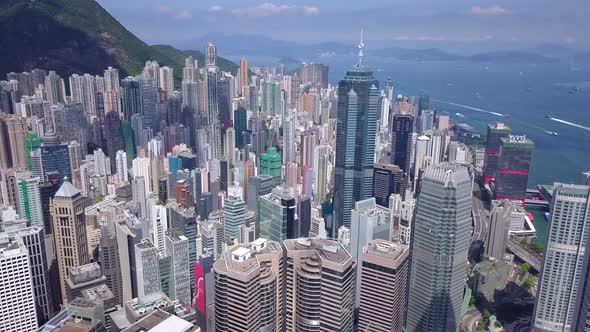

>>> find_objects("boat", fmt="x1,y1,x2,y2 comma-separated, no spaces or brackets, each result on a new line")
545,131,559,136
503,114,511,118
455,113,465,118
526,87,533,92
527,212,534,222
545,115,551,118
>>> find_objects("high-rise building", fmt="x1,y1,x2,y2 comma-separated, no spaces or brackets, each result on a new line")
301,63,329,88
333,38,379,232
165,231,191,307
390,112,414,178
258,187,298,242
205,42,216,67
246,174,274,212
17,176,43,226
239,58,249,93
69,73,97,117
350,198,392,307
44,71,66,104
406,163,472,332
223,197,248,240
121,77,141,121
51,179,90,305
213,239,284,332
533,184,590,332
0,234,38,332
105,111,124,170
486,200,512,259
40,130,71,181
159,66,174,94
65,262,107,303
6,115,27,168
358,240,409,332
5,224,54,324
494,135,534,203
135,240,161,298
259,147,282,185
283,238,356,331
139,78,158,129
373,162,405,206
483,122,511,185
234,106,247,149
261,81,282,115
573,225,590,332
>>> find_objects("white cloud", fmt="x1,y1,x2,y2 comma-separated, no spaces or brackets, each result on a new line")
175,10,193,20
209,5,224,13
469,5,510,16
232,3,320,18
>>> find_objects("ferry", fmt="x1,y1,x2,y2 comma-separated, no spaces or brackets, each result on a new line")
545,115,551,118
545,131,559,136
455,113,465,118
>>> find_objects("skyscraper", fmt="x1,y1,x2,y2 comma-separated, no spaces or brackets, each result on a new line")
390,112,414,177
166,230,191,307
159,66,174,94
105,111,124,172
213,239,284,332
486,200,512,259
223,197,248,240
205,42,216,67
51,179,89,305
373,162,405,206
358,240,409,332
283,238,356,332
406,162,472,332
333,36,379,232
0,234,38,332
494,134,534,204
258,187,298,242
239,57,249,93
533,184,590,332
5,224,54,325
135,240,161,298
6,115,27,168
121,77,141,121
483,123,511,184
17,176,43,226
40,130,71,181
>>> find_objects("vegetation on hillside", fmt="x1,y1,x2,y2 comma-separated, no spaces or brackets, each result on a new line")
0,0,237,80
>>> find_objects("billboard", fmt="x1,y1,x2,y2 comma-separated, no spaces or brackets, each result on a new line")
194,261,205,314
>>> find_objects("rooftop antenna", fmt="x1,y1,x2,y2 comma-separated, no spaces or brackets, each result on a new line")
357,28,365,65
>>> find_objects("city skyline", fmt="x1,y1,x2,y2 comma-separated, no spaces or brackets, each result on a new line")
1,2,590,331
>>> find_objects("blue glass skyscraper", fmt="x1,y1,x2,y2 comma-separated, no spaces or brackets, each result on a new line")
40,130,71,181
333,35,379,233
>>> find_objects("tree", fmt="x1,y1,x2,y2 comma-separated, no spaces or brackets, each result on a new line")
524,277,536,289
520,263,531,276
483,310,492,321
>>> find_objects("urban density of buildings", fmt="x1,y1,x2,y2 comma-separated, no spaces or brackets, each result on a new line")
0,19,589,332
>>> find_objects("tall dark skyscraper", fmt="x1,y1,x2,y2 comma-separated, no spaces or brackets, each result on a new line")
494,134,534,204
390,112,414,178
483,122,511,185
121,78,141,121
406,163,472,332
372,162,405,206
217,76,231,130
234,106,247,149
105,111,125,172
333,35,379,233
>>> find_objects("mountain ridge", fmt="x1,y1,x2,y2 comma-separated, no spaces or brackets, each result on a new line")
0,0,237,81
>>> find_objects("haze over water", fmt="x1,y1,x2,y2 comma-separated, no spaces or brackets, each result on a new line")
329,55,590,188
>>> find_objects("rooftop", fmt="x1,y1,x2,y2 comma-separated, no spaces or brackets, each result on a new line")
55,180,80,199
122,309,194,332
283,238,353,267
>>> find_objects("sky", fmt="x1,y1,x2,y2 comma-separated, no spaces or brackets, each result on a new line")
97,0,590,51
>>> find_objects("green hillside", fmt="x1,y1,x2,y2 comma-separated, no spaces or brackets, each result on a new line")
0,0,237,80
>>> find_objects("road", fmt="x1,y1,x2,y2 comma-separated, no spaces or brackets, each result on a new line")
461,308,483,332
472,194,488,243
505,239,541,272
